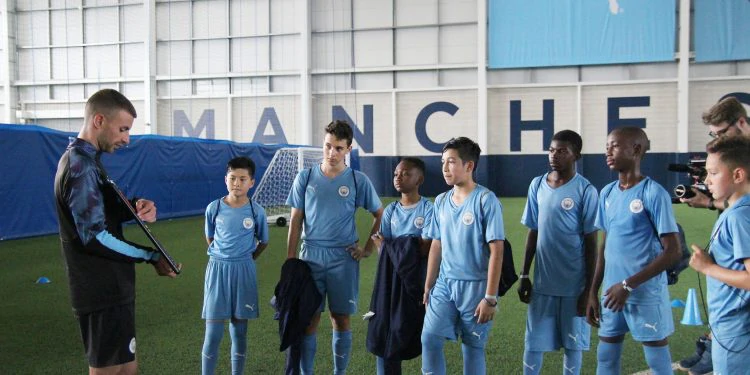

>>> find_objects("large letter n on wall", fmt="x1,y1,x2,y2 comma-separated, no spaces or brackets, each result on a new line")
332,105,373,153
415,101,459,153
607,97,650,134
174,109,215,139
510,100,554,152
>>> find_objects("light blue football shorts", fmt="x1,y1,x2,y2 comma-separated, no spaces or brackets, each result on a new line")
598,300,674,342
524,293,591,351
422,277,494,348
300,243,360,315
202,257,259,320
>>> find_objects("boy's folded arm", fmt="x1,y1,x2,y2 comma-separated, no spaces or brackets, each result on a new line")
700,257,750,290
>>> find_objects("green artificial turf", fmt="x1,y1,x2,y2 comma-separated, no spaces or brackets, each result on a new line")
0,198,715,374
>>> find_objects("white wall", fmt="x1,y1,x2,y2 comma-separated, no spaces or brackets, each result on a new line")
2,0,749,155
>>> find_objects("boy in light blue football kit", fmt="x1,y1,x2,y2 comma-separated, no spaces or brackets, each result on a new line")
518,130,598,375
286,120,383,375
202,157,269,375
586,127,682,375
371,157,434,375
689,135,750,374
421,137,505,375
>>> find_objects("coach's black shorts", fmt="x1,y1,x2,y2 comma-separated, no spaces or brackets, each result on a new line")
76,303,136,368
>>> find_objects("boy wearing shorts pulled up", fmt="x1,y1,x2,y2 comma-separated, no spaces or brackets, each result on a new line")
202,156,269,375
421,137,505,375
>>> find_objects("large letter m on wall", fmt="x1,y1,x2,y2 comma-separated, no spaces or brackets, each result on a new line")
173,109,215,139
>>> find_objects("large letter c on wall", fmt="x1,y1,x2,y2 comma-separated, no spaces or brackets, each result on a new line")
415,101,459,153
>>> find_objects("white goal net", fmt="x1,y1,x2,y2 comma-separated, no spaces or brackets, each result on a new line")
252,147,323,226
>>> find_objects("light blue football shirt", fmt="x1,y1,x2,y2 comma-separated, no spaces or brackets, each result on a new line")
286,165,382,248
426,185,505,281
521,173,599,297
707,194,750,338
595,177,678,304
205,198,269,260
380,197,434,239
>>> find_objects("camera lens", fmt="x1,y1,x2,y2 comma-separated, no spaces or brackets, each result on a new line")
674,184,696,199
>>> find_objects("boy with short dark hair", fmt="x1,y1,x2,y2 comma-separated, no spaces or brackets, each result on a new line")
586,127,682,375
370,157,434,374
286,120,383,374
689,135,750,374
421,137,505,375
202,156,269,375
518,130,598,375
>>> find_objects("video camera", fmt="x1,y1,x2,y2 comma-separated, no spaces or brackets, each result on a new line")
666,157,707,285
668,157,708,204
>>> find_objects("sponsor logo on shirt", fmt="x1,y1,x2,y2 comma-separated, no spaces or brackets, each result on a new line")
629,199,644,213
561,198,575,210
414,216,425,229
307,184,316,194
243,217,255,229
462,212,475,226
338,185,350,197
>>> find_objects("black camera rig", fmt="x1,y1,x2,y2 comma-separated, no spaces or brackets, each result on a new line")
668,157,708,203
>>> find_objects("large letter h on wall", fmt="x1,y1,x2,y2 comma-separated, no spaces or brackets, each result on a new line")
510,100,554,152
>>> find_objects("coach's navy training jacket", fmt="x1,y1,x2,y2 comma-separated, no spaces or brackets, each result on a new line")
54,138,157,314
366,236,426,361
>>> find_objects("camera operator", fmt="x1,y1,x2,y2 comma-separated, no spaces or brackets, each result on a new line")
675,96,749,374
680,97,749,211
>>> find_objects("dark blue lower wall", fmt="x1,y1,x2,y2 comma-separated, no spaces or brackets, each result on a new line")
361,153,695,198
0,123,697,240
0,125,349,240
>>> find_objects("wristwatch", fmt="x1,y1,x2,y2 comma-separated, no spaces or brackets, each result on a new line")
484,294,498,307
622,279,634,293
708,198,717,211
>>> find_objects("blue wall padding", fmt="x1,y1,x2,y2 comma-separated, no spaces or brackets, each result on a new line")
0,124,353,240
0,124,692,240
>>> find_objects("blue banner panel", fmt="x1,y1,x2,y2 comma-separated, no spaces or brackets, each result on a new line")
0,125,349,240
695,0,750,62
488,0,676,68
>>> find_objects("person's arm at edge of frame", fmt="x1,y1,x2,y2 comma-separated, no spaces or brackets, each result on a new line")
602,232,681,312
286,207,304,259
476,239,503,324
690,248,750,290
517,230,537,304
579,231,598,316
423,239,442,305
586,232,606,328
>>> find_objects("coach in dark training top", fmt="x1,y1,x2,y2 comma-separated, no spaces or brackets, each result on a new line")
54,88,178,374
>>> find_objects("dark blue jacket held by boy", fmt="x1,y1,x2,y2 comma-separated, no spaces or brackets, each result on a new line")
366,236,426,361
273,258,322,352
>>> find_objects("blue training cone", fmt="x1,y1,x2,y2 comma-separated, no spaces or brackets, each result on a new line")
35,276,51,284
671,299,686,308
681,288,703,325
